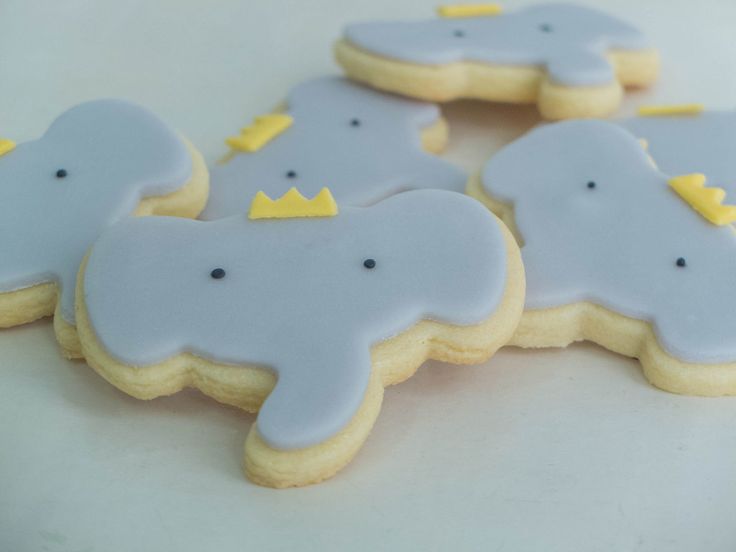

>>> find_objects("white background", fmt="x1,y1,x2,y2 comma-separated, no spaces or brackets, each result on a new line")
2,1,736,550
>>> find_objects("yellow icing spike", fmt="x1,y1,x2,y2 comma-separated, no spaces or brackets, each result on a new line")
437,3,503,17
638,104,704,117
249,187,338,220
0,138,16,157
226,114,293,153
669,174,736,226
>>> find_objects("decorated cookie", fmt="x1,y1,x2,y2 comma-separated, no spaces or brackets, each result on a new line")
336,3,659,119
76,188,524,487
201,76,465,219
0,99,209,358
621,106,736,198
468,119,736,396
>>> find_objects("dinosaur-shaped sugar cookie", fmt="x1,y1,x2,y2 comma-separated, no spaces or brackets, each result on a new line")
76,188,524,487
468,119,736,396
621,108,736,198
336,3,659,119
202,76,465,219
0,99,209,357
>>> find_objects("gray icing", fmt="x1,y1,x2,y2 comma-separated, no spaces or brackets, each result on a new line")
201,76,465,220
621,111,736,195
0,99,192,324
481,119,736,364
344,3,650,86
83,190,507,449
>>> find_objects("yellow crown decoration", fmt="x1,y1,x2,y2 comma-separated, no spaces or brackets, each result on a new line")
226,113,293,153
638,104,704,117
437,3,503,17
0,138,16,157
249,187,338,220
669,174,736,226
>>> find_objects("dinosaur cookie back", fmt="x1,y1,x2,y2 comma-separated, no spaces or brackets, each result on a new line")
621,108,736,197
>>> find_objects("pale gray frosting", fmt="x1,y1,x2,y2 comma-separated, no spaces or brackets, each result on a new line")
344,3,650,86
201,76,465,220
83,190,508,449
620,111,736,195
0,99,192,324
481,120,736,364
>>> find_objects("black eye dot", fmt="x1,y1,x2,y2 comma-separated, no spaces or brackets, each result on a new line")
363,258,376,269
453,29,465,37
56,169,67,178
210,268,226,279
587,181,596,189
539,23,553,32
286,170,297,179
676,257,687,268
350,118,361,127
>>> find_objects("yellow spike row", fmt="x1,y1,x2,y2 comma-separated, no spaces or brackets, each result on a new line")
249,187,338,220
0,138,16,157
226,114,293,153
437,4,503,18
669,174,736,226
638,104,704,117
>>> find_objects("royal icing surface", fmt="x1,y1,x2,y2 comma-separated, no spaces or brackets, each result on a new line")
83,190,508,449
0,99,192,324
621,110,736,197
481,120,736,364
201,77,465,220
344,3,650,86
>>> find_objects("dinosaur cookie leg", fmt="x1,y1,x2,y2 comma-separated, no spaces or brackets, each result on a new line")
76,189,524,487
510,303,736,396
0,100,209,360
247,266,524,488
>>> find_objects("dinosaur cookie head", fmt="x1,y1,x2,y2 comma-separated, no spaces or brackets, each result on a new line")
1,99,192,207
481,119,736,365
0,99,196,329
343,3,651,86
483,120,655,212
81,189,512,451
